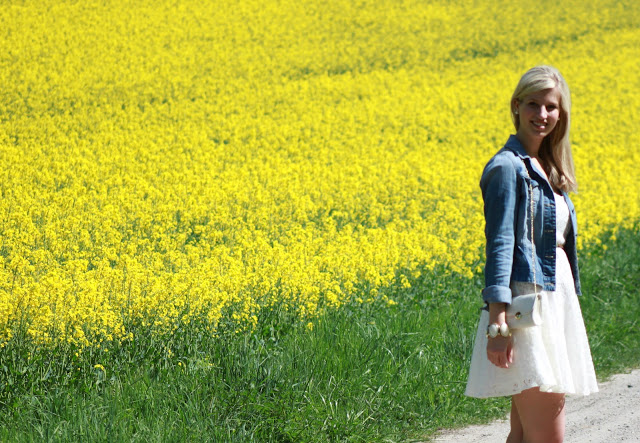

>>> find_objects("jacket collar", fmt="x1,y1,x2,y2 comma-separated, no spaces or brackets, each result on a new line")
504,134,530,159
503,134,554,191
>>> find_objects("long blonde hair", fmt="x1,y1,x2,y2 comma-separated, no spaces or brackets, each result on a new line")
511,66,577,193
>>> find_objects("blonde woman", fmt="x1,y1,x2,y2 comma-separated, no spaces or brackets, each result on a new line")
465,66,598,443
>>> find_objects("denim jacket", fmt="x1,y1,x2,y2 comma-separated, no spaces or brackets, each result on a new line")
480,135,581,305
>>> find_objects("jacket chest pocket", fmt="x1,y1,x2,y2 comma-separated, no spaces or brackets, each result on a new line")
516,177,541,245
520,176,542,212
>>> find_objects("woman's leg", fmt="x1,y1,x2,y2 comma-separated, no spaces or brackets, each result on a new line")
511,387,565,443
507,398,523,443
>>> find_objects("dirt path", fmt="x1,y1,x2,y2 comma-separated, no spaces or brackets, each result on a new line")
431,368,640,442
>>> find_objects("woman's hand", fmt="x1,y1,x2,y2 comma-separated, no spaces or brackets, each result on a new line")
487,335,514,368
486,302,514,368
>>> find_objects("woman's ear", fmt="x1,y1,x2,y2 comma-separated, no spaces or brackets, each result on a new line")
512,99,519,114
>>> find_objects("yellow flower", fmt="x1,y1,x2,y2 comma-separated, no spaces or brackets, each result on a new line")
1,0,637,349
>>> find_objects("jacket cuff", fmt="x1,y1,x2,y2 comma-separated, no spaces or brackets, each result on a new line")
482,285,512,305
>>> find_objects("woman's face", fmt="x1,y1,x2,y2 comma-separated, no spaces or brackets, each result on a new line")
514,87,561,147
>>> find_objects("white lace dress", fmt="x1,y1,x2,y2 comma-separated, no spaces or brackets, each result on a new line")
465,192,599,398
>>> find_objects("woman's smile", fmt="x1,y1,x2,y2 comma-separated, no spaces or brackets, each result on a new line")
515,87,561,151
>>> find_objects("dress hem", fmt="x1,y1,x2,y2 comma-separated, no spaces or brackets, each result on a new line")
465,383,599,399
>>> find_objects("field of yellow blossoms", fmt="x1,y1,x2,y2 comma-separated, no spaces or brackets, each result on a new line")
1,0,639,347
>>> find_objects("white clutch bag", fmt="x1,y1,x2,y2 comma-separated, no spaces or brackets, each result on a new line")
506,293,542,329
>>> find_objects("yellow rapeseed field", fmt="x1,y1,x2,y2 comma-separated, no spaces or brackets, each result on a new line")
1,0,639,347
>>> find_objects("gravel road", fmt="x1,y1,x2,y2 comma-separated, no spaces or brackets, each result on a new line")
431,368,640,442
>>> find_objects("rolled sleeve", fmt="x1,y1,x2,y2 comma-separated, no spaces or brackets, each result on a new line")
480,155,518,305
482,284,513,304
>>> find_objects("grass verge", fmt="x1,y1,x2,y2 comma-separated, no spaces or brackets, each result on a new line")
0,224,638,442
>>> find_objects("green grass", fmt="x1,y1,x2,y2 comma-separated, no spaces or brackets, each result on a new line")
0,224,638,442
579,227,640,378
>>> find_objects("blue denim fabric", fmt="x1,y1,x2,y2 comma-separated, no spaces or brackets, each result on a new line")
480,135,581,305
